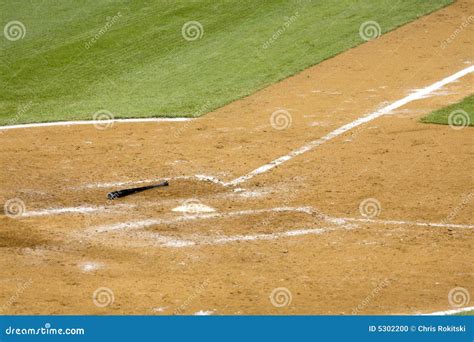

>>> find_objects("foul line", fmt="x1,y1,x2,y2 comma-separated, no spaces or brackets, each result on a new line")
227,65,474,186
423,306,474,316
0,117,191,131
343,217,474,229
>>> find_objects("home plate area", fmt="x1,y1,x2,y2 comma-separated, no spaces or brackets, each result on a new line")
83,205,353,249
76,177,473,250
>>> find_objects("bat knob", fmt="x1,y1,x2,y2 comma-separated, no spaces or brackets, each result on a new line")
107,192,118,200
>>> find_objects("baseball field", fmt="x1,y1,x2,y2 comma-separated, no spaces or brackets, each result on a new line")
0,0,473,315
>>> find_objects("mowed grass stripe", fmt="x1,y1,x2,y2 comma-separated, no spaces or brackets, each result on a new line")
1,0,452,124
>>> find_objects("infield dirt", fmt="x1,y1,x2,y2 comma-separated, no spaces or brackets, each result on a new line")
0,0,473,314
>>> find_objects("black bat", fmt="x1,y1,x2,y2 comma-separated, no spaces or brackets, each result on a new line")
107,180,169,200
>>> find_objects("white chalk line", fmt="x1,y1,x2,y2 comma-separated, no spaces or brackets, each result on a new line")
89,206,333,233
100,225,345,248
13,185,266,219
227,65,474,186
0,117,191,131
21,204,133,218
176,226,337,248
209,227,331,244
193,310,216,316
17,201,474,233
343,217,474,229
85,204,473,250
89,207,474,234
423,306,474,316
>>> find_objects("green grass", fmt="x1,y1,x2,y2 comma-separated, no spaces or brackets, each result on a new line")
421,94,474,127
1,0,452,125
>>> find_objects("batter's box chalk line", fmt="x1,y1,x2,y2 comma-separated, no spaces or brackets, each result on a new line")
81,206,473,248
86,206,339,233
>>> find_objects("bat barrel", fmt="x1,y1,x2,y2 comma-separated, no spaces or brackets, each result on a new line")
107,181,169,200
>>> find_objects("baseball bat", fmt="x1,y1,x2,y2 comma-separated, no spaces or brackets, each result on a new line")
107,180,169,200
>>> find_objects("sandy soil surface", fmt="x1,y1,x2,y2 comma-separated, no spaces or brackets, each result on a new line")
0,0,473,315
